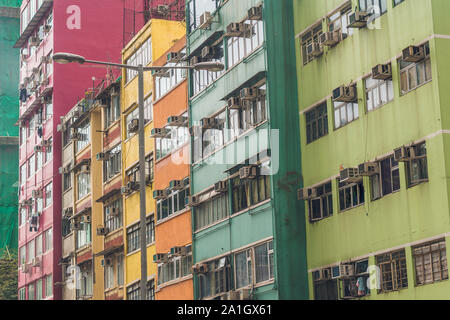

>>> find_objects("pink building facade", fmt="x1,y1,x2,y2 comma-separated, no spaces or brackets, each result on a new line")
16,0,125,300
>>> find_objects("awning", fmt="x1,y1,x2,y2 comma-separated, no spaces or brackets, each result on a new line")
95,244,124,257
71,206,91,220
96,188,121,203
71,158,90,173
14,0,53,48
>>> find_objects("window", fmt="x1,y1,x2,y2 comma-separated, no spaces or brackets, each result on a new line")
371,156,400,200
45,101,53,120
76,221,91,249
157,255,192,285
305,102,328,143
105,259,114,290
308,182,333,222
44,182,52,207
359,0,387,17
45,274,52,298
125,107,139,139
63,172,71,191
334,100,359,129
146,154,154,183
78,263,93,298
20,207,27,226
20,164,26,185
365,76,394,112
301,24,323,65
36,234,42,257
195,192,229,231
144,95,153,123
77,172,91,200
104,93,120,128
413,240,448,286
235,240,274,289
44,228,52,252
154,48,187,100
147,279,155,300
19,287,26,300
338,179,364,211
28,283,35,300
36,279,43,300
103,144,121,182
394,0,405,6
198,256,232,300
231,163,271,214
227,19,264,69
125,157,153,188
192,42,225,96
328,6,353,38
406,142,428,187
156,183,189,221
155,113,189,160
27,154,35,178
19,246,26,265
36,149,43,171
400,43,432,94
126,37,152,83
313,278,338,300
117,254,124,286
127,216,154,253
27,239,35,263
376,249,408,293
201,110,226,158
104,198,122,232
20,126,26,145
76,121,90,152
126,280,155,300
188,0,220,33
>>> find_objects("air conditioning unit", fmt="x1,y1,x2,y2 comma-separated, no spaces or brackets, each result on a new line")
41,139,51,147
41,95,52,104
214,180,228,193
153,253,169,263
307,42,323,57
128,119,139,133
332,85,357,102
167,116,188,127
80,164,90,173
71,222,80,231
109,207,120,217
372,63,392,80
21,199,33,207
240,87,262,100
348,11,368,29
151,68,170,78
402,45,425,63
226,22,252,38
43,24,52,33
201,46,221,60
20,264,30,273
170,246,187,256
34,145,43,152
96,152,110,161
297,187,317,201
32,256,42,267
101,258,112,267
192,263,209,274
239,165,258,180
153,189,170,200
339,264,355,277
227,97,241,109
32,189,43,198
169,180,186,191
185,195,198,208
358,162,380,176
239,288,251,300
150,127,171,138
127,181,139,191
248,6,263,20
394,146,414,162
319,30,341,47
71,132,83,141
339,168,360,184
322,267,332,280
200,117,219,129
30,36,40,47
80,215,91,223
190,56,201,66
167,51,183,63
199,11,212,30
96,226,109,236
121,186,131,195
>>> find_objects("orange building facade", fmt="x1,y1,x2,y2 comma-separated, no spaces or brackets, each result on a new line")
151,37,193,300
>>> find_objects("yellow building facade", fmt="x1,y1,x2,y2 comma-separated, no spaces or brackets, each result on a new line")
121,19,185,300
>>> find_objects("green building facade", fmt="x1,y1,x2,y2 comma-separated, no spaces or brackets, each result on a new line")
294,0,450,299
187,0,308,300
0,0,21,256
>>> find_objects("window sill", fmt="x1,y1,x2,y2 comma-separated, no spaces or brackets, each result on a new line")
156,207,190,226
156,274,193,291
371,189,400,202
154,79,186,105
334,117,360,131
400,79,432,96
407,179,429,189
339,202,365,214
366,99,394,114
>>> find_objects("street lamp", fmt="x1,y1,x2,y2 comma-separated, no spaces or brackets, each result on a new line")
53,52,224,300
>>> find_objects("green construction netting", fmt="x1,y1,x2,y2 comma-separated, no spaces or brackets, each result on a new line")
0,0,22,8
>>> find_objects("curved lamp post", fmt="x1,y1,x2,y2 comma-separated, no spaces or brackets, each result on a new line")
53,52,224,300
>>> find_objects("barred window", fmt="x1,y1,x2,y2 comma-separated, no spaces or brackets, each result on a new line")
301,24,323,65
413,240,448,286
338,180,364,212
306,102,328,144
406,142,428,187
227,19,264,69
376,249,408,293
371,156,400,200
104,198,122,232
198,256,232,300
308,182,333,222
103,144,121,182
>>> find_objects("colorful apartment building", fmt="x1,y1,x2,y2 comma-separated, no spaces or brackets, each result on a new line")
186,0,308,300
0,1,21,257
120,18,185,300
59,78,123,300
294,0,450,299
151,36,193,300
16,0,125,300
